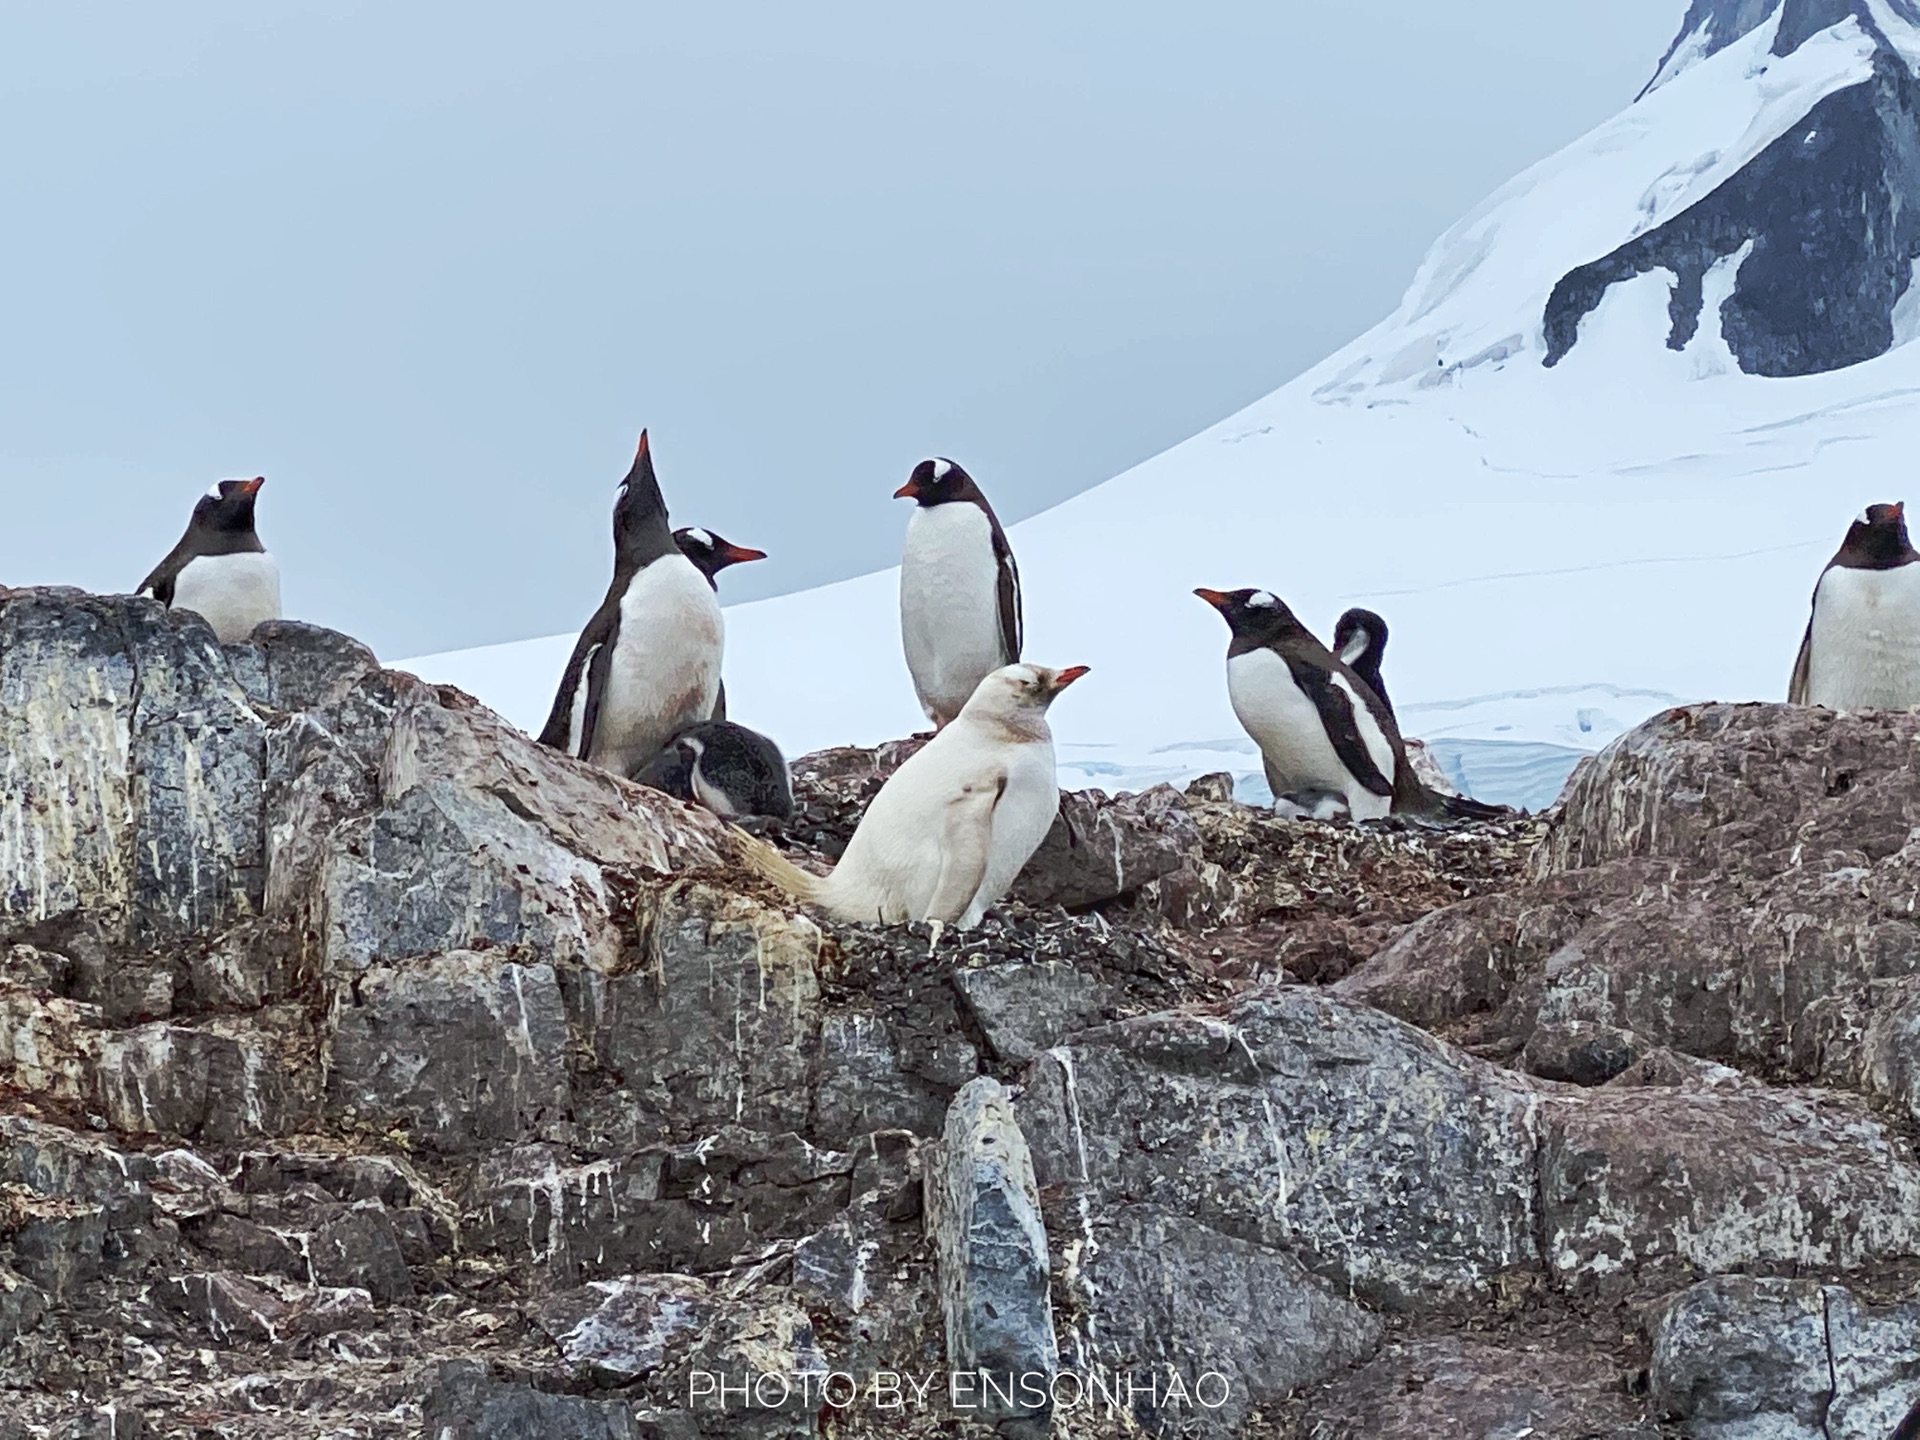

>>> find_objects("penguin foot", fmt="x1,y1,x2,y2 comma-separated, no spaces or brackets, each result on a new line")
926,918,947,954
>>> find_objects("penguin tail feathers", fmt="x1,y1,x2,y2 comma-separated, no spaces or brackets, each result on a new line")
1397,782,1517,825
731,827,827,906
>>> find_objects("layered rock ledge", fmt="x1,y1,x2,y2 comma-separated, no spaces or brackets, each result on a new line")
0,589,1915,1438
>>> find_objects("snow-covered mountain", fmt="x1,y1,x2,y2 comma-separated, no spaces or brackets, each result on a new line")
403,1,1920,810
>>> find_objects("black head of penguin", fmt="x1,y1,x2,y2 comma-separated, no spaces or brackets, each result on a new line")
189,477,268,550
673,527,768,590
894,457,987,508
636,720,795,820
1192,587,1314,653
611,431,678,570
1835,501,1919,569
1332,607,1393,715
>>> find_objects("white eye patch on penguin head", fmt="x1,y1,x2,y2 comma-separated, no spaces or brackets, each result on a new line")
1247,591,1278,610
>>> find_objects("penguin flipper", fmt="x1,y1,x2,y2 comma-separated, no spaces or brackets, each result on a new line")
711,679,728,723
136,543,189,607
992,529,1023,663
924,773,1007,925
1290,661,1395,799
1788,613,1814,704
538,603,619,755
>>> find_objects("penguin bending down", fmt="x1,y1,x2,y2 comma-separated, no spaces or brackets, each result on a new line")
673,525,767,722
538,432,724,778
896,459,1022,729
637,720,794,821
1788,502,1920,708
1195,588,1501,823
137,477,280,644
738,662,1086,938
1332,607,1393,718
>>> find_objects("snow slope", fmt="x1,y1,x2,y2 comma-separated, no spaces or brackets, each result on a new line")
403,10,1920,811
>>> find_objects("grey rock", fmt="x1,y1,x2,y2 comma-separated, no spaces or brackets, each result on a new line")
925,1078,1058,1437
93,1016,318,1139
325,951,572,1154
1066,1206,1378,1438
309,1202,414,1303
533,1272,711,1381
1018,989,1542,1310
1011,784,1200,910
156,1271,292,1346
225,620,379,713
423,1358,647,1439
1523,1019,1640,1085
1307,1335,1643,1440
952,961,1114,1066
1650,1276,1920,1440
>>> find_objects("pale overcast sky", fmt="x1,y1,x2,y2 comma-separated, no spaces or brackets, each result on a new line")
0,1,1681,658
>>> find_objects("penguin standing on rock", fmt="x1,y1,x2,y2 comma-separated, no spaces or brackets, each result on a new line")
137,477,280,644
673,525,767,722
896,459,1022,729
637,720,794,820
737,662,1085,942
1333,607,1393,718
1789,502,1920,708
538,432,724,778
1195,588,1500,822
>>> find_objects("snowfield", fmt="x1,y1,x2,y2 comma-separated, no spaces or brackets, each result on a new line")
402,10,1916,810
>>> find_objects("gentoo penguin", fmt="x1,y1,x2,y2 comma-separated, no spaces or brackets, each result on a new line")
1195,588,1500,822
672,525,766,722
740,662,1085,940
537,432,724,778
137,477,280,644
1332,607,1393,718
896,458,1022,728
1788,502,1920,708
636,719,795,821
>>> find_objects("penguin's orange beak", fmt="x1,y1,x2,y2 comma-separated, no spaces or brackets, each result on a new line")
1893,501,1907,522
237,477,265,496
1193,588,1229,610
1051,665,1090,690
893,479,921,500
718,541,767,565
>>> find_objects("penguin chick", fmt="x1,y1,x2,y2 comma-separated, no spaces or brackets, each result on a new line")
1332,607,1393,719
637,720,794,821
137,477,279,643
672,526,766,722
1273,788,1352,822
1195,588,1504,824
1789,501,1920,708
896,458,1022,729
738,662,1086,933
538,432,724,777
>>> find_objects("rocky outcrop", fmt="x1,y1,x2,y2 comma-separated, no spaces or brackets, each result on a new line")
1551,0,1920,378
1,591,1918,1436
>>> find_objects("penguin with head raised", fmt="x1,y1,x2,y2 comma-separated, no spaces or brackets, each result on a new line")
1332,607,1393,719
1789,502,1920,708
538,432,725,778
672,525,766,723
636,719,794,821
1196,587,1502,822
895,458,1022,729
737,662,1086,943
137,477,280,644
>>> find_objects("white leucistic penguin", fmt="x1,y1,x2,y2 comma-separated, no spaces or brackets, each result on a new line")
739,662,1086,940
1196,587,1500,822
895,458,1022,728
636,719,794,821
538,432,724,778
1789,501,1920,708
137,477,280,643
673,525,766,722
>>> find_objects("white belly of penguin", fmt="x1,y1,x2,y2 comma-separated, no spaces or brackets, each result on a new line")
900,506,1006,722
1227,650,1395,821
590,556,724,776
1807,564,1920,709
169,552,281,644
